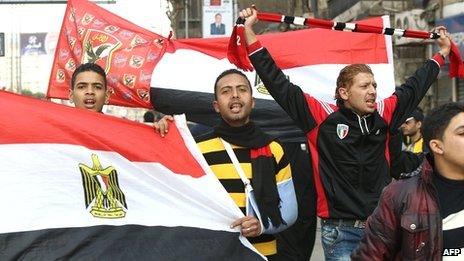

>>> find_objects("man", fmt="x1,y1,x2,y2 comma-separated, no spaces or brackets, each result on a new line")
69,63,109,113
401,108,425,153
352,102,464,260
239,8,451,260
389,129,423,180
155,69,297,259
275,141,317,261
210,13,226,35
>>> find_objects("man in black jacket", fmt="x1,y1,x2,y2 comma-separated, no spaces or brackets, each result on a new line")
239,7,451,260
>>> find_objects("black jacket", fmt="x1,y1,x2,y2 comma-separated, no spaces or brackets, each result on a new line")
249,46,441,219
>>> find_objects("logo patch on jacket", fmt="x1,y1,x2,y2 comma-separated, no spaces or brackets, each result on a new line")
336,124,349,139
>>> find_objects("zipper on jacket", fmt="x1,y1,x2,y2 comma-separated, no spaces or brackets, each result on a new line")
356,114,365,135
362,116,370,134
416,242,426,253
356,114,371,135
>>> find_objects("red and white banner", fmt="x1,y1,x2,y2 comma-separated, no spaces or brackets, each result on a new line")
0,91,263,260
47,0,167,108
151,16,394,102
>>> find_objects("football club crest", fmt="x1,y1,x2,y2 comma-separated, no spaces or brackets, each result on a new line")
69,8,76,22
81,13,94,25
65,58,76,71
77,27,86,39
81,29,122,72
129,55,144,68
154,38,164,48
113,54,127,68
104,25,120,34
107,74,119,85
56,69,65,83
79,154,127,219
74,45,82,57
130,35,148,49
146,51,159,62
336,124,349,139
118,30,134,39
92,19,104,28
59,49,69,61
122,90,133,100
123,74,136,88
107,87,115,96
137,89,150,102
67,36,77,49
139,71,152,83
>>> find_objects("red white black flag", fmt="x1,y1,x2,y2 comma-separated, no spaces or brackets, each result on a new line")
0,91,264,260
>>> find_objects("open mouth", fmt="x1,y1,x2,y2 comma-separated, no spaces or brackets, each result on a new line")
230,102,243,113
366,98,375,107
84,99,96,107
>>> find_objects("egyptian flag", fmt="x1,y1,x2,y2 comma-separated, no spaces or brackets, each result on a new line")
0,91,264,260
150,16,395,142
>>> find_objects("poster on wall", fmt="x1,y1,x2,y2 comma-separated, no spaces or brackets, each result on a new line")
202,0,233,38
20,33,47,56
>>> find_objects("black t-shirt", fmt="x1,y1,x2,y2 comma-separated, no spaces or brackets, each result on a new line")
432,172,464,256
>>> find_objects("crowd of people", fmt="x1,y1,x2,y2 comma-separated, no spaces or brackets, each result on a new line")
64,6,463,261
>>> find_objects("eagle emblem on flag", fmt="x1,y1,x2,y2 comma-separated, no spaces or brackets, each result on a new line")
65,58,76,71
82,29,122,72
137,89,149,102
129,55,144,68
81,13,94,25
79,154,127,219
56,69,65,83
254,75,270,95
123,74,136,88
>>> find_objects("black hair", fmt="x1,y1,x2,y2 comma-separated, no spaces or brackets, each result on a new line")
422,102,464,151
407,108,424,122
213,69,252,100
143,111,155,123
71,63,107,90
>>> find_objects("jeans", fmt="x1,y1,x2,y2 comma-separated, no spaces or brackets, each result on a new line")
320,220,365,261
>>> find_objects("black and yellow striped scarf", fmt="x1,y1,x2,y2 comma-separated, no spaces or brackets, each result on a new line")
214,119,285,229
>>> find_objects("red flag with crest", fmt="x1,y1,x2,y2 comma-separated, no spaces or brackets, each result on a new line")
47,0,167,108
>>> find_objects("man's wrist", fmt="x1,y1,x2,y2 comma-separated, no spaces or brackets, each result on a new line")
432,52,445,67
247,40,262,55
